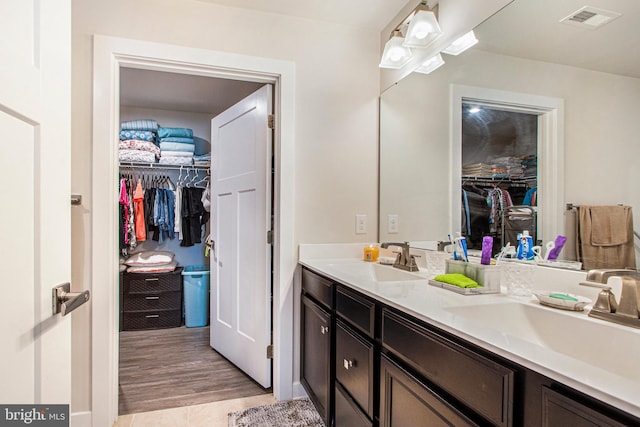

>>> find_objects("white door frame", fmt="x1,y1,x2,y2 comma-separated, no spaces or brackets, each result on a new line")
92,35,296,426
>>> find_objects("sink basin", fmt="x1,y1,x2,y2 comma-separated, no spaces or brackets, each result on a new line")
328,262,425,282
445,302,640,382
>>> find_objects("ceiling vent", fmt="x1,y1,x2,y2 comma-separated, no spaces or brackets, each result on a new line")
560,6,622,29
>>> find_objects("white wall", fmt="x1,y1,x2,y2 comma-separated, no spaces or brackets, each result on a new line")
380,49,640,243
71,0,381,414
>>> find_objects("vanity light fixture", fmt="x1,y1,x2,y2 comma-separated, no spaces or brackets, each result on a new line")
402,3,442,48
414,53,445,74
442,30,478,55
379,30,413,69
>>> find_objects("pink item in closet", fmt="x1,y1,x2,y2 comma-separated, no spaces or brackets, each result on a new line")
133,179,146,241
119,178,129,245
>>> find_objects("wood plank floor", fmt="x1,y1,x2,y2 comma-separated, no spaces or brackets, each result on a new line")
119,326,271,415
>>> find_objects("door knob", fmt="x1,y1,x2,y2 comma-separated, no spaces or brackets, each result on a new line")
52,283,91,316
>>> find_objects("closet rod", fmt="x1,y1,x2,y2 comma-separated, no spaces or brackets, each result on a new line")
119,162,210,172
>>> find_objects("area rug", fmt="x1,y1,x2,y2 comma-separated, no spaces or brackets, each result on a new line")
228,397,324,427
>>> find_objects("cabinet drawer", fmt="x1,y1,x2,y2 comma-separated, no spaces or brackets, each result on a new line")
380,354,478,427
335,383,372,427
302,268,333,309
382,309,514,427
541,387,627,427
336,321,374,418
336,286,375,338
122,309,182,330
124,268,183,294
123,291,181,311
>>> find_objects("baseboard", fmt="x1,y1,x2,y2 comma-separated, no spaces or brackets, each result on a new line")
292,381,307,399
71,411,92,427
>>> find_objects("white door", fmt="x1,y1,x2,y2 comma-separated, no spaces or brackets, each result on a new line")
0,0,73,410
210,85,273,388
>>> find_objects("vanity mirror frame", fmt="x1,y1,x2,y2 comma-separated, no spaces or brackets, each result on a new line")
450,84,565,245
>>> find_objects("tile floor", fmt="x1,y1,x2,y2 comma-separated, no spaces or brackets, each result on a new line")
114,394,276,427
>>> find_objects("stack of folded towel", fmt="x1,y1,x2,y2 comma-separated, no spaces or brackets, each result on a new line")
159,127,195,166
193,153,211,167
119,119,160,163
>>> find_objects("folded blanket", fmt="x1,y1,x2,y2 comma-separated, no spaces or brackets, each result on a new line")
119,139,160,157
127,260,177,273
120,130,156,142
119,149,157,163
159,141,196,153
159,156,193,166
158,127,193,139
433,273,482,288
121,119,158,132
161,150,194,158
159,136,194,144
194,136,211,156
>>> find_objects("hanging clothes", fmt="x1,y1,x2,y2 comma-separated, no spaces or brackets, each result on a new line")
145,187,159,241
119,178,129,254
133,179,146,241
180,187,208,247
174,184,183,240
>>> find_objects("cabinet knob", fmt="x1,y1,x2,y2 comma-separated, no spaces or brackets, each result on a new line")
343,359,355,370
320,325,329,335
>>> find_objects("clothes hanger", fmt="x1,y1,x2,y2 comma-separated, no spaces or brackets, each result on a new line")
177,166,184,186
194,173,209,188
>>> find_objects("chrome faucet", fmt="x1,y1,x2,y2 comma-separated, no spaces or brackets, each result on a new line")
580,269,640,329
380,242,419,272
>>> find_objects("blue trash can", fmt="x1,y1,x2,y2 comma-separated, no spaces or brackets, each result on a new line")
182,265,210,327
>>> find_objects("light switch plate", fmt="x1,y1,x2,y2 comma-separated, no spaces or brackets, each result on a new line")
355,214,367,234
387,214,399,233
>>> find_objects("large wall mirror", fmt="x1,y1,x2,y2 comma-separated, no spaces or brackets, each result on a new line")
379,0,640,267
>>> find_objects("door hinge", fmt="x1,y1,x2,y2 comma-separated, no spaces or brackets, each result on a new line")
268,114,275,129
267,345,273,359
267,230,273,244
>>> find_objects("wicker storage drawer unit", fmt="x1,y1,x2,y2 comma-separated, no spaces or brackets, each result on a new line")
121,267,183,330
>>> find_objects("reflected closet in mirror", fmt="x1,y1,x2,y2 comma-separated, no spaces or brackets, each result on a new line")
461,103,538,253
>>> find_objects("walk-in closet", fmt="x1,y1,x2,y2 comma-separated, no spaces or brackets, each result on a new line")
460,103,538,252
117,67,270,415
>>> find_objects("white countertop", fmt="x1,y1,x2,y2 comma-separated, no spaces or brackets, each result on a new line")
299,244,640,419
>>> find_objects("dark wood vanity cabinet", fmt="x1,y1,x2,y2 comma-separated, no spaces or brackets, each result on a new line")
300,266,640,427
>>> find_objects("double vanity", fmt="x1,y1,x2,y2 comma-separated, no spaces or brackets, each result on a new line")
299,244,640,427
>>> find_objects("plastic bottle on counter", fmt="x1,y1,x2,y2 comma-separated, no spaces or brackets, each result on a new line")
516,230,535,260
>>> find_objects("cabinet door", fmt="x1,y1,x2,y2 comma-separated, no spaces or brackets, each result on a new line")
301,295,332,424
541,387,627,427
380,355,478,427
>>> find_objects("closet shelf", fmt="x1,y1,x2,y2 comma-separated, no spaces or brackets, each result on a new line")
462,175,536,187
119,162,210,171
